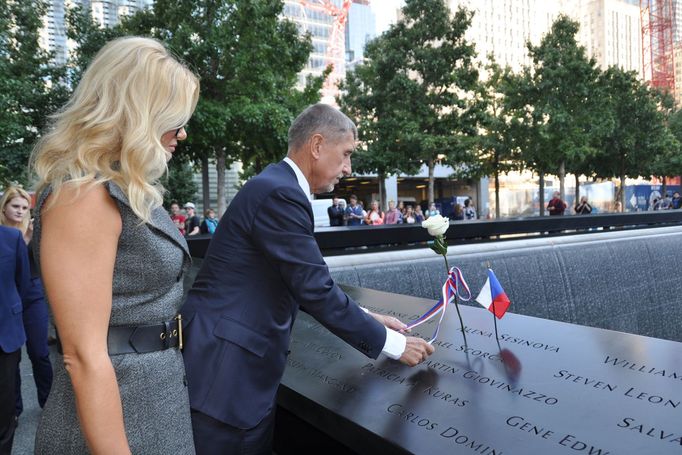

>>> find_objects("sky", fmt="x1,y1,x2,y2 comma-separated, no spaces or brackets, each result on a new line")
370,0,405,34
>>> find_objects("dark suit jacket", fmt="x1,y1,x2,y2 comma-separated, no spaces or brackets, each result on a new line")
327,204,345,226
181,161,386,429
0,226,30,353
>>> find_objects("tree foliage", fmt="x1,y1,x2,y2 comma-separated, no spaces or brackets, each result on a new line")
340,0,484,205
594,68,680,204
519,16,605,199
66,0,322,214
0,0,68,188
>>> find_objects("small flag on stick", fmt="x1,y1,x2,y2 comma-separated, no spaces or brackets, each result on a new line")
475,268,511,319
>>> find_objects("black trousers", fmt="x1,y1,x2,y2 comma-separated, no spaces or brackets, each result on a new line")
192,407,275,455
15,296,53,415
0,349,20,455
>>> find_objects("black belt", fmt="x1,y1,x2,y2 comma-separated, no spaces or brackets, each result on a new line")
57,315,183,356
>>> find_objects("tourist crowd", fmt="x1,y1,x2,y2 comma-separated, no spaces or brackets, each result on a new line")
328,196,478,226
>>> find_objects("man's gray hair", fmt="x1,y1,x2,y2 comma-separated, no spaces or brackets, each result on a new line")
288,104,358,151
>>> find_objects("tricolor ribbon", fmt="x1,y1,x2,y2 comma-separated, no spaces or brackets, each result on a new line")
406,267,471,344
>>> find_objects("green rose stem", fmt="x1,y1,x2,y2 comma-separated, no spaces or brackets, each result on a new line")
438,235,467,347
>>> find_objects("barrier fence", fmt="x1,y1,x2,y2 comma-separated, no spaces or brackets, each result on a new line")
186,210,682,258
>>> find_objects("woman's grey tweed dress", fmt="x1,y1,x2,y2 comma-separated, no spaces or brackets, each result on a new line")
32,182,195,454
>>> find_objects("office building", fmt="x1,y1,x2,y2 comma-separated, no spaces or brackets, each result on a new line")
346,0,377,68
39,0,152,65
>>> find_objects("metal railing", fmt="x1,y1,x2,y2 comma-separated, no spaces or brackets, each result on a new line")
186,211,682,258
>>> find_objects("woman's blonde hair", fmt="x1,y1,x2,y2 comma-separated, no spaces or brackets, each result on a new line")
31,36,200,223
0,186,32,234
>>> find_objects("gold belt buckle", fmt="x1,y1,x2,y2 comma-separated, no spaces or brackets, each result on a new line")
175,314,184,350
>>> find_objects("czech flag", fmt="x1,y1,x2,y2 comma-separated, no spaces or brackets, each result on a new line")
475,269,510,319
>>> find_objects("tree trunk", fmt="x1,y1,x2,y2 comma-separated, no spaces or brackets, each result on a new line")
619,172,626,210
662,176,667,197
574,174,580,210
559,161,566,202
216,148,226,217
494,168,500,219
201,155,210,211
428,159,435,205
539,172,545,216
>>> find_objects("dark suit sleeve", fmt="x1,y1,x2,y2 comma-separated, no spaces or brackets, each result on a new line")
14,234,31,307
252,186,386,359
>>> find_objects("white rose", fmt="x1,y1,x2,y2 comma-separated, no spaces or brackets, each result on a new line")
421,215,449,236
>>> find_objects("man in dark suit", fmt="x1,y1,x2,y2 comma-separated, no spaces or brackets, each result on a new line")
327,197,345,226
182,104,434,454
0,226,31,454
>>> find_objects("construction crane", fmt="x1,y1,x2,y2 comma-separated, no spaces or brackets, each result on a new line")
298,0,356,104
640,0,675,93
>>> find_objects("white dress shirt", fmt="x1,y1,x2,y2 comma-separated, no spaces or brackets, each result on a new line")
283,157,406,359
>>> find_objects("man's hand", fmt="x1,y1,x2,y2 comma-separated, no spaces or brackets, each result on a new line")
369,312,410,334
399,337,434,366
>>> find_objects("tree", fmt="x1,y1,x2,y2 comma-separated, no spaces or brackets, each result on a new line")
339,33,422,208
161,159,199,210
474,59,517,218
340,0,483,206
0,0,68,187
594,67,677,208
68,0,321,215
523,16,604,203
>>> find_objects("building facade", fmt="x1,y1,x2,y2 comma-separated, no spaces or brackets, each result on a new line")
449,0,641,75
282,0,338,87
345,0,376,68
39,0,152,65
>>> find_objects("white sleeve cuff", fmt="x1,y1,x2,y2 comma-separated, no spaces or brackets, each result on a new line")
360,306,369,313
382,327,406,360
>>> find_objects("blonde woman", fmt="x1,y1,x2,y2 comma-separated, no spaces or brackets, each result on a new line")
31,37,199,454
0,187,53,420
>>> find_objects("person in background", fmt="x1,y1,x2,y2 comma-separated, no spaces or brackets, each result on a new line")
404,205,416,224
452,203,464,220
659,193,672,210
650,197,660,211
0,225,31,454
169,201,186,235
463,199,477,220
547,191,567,216
0,187,53,420
614,200,623,213
671,192,682,209
414,205,425,223
184,202,201,236
384,200,402,224
397,200,405,217
574,196,593,215
30,36,199,454
200,209,219,235
365,200,385,225
426,202,439,218
327,197,345,226
345,194,364,226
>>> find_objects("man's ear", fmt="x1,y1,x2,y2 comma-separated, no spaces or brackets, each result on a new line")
310,134,324,159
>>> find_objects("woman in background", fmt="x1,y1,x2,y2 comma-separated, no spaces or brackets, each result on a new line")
364,200,385,225
31,36,199,454
0,187,53,419
200,208,219,235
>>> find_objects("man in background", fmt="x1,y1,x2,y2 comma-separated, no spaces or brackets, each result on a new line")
184,202,201,236
327,197,345,226
547,191,567,216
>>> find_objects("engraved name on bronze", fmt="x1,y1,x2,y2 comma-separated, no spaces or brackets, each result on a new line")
506,415,612,454
387,404,503,454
